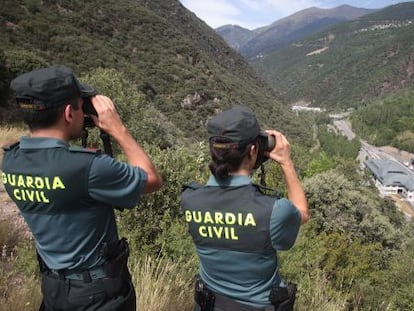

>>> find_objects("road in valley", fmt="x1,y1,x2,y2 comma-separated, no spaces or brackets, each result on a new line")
333,118,414,218
334,119,413,163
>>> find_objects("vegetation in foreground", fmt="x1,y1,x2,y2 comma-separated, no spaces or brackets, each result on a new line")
1,117,413,310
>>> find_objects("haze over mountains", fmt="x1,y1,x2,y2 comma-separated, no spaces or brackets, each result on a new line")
216,5,375,59
216,2,414,112
252,2,414,109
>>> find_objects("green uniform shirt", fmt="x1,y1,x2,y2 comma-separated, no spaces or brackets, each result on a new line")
2,137,147,270
182,175,301,307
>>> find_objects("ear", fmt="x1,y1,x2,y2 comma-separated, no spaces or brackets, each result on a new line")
63,104,73,123
247,143,258,167
249,143,258,158
245,143,258,171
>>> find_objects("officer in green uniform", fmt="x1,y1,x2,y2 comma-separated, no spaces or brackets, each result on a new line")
181,106,309,311
1,65,163,311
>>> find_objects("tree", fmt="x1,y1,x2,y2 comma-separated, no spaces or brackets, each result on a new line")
4,49,49,78
303,169,404,249
0,50,10,108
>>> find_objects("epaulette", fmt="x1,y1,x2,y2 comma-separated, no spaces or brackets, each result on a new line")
68,146,102,154
181,181,203,192
2,141,20,151
252,183,281,198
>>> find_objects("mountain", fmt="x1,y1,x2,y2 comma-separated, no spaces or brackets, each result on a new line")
217,5,374,59
252,2,414,110
0,0,307,143
215,25,254,51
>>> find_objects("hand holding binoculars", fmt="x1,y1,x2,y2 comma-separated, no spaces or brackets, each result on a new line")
81,86,98,128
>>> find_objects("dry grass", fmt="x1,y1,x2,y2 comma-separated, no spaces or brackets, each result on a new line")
0,125,32,247
0,125,27,163
0,124,40,311
378,144,414,163
132,255,197,311
0,272,41,311
296,270,349,311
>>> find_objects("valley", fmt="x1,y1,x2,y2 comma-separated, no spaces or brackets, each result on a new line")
334,118,414,218
1,1,413,309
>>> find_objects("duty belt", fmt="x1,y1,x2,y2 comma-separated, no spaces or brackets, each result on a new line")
194,275,275,311
214,292,275,311
47,265,107,282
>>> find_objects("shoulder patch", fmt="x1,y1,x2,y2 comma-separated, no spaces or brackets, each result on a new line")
68,146,101,154
2,141,20,151
182,181,203,192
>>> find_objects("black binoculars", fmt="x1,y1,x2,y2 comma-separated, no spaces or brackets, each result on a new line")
81,86,98,128
255,133,276,169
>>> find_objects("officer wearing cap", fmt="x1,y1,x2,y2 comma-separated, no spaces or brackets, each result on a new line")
1,65,162,310
181,106,309,311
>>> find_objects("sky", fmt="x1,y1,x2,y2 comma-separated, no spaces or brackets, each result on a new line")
179,0,413,30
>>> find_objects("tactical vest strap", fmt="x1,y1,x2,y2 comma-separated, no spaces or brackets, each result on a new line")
68,146,101,154
2,141,20,151
182,181,203,192
252,183,281,198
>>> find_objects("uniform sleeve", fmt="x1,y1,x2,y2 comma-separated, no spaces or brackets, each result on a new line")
269,198,301,250
88,154,148,209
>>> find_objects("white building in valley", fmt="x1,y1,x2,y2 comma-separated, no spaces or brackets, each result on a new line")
364,158,414,202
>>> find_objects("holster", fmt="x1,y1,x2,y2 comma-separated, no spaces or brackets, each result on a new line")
100,237,130,278
100,237,131,298
194,276,215,311
36,250,48,274
269,283,297,311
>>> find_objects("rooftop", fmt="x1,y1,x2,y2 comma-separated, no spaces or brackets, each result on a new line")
364,159,414,191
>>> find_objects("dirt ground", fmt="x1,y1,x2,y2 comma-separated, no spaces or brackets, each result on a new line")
378,145,414,163
389,194,414,218
0,181,31,239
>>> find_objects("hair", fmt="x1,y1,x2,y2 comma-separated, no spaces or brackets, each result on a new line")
208,137,255,180
23,97,80,131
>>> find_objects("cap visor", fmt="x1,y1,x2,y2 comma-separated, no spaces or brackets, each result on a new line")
80,84,97,97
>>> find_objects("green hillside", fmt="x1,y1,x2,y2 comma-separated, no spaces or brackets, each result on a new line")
1,2,414,310
0,0,307,143
253,2,414,110
238,5,374,59
351,87,414,152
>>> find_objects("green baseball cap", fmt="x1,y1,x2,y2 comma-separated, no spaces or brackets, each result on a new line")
10,65,89,111
207,105,266,147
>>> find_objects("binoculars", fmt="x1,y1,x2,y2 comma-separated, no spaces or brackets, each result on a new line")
255,133,276,169
81,86,98,128
259,134,276,152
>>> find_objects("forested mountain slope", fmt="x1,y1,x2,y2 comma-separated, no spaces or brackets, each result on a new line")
0,0,306,143
215,25,254,51
253,2,414,110
217,5,374,59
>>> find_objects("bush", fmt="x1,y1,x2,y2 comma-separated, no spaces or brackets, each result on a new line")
118,141,209,258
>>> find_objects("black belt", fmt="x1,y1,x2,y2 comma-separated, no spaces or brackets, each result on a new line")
214,292,275,311
46,265,107,282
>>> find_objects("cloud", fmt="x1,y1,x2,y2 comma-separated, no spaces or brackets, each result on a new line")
180,0,325,29
181,0,246,28
180,0,409,30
